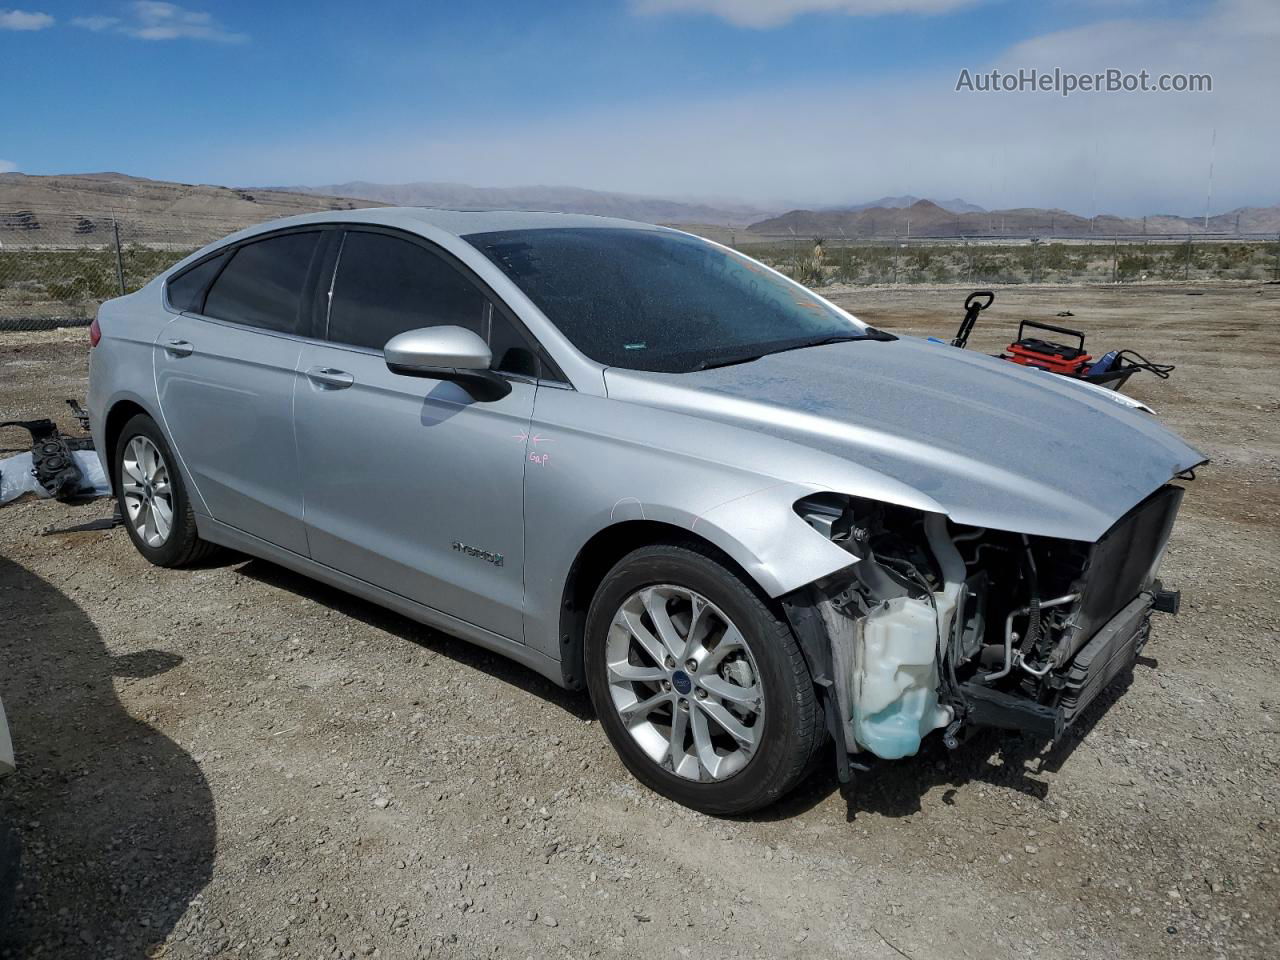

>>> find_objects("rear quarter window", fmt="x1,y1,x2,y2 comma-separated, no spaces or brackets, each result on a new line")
166,251,228,313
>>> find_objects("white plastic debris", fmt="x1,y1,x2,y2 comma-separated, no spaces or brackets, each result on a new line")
0,450,110,505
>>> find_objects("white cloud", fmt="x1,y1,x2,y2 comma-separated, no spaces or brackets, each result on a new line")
0,159,18,173
630,0,983,28
0,9,54,30
71,15,121,31
72,2,246,42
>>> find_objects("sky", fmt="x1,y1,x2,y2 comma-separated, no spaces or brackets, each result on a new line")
1,0,1276,215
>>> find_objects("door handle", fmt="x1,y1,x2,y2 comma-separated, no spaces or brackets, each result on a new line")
164,339,194,357
305,366,355,389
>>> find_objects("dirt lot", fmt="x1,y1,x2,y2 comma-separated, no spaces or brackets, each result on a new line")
1,283,1277,960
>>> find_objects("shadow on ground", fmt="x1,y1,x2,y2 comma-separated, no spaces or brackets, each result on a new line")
236,558,594,721
754,670,1137,823
238,554,1146,824
0,555,215,958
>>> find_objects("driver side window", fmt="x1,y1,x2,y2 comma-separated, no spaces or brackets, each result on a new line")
327,230,540,378
328,231,484,350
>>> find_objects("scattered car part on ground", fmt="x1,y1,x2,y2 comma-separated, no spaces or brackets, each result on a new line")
0,418,89,500
948,290,1175,391
0,403,107,505
0,448,109,506
86,208,1204,813
65,399,91,433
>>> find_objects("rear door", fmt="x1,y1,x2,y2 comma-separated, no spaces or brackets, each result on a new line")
294,228,541,640
155,229,327,555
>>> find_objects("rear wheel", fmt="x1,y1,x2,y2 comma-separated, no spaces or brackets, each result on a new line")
585,542,822,815
113,414,219,567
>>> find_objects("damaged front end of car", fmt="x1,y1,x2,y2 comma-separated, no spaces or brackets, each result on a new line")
781,485,1189,781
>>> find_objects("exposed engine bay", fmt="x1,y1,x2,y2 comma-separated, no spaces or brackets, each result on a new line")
785,485,1187,773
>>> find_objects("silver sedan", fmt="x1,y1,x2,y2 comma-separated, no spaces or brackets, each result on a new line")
88,209,1202,813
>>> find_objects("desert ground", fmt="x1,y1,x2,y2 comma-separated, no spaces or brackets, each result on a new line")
0,283,1277,960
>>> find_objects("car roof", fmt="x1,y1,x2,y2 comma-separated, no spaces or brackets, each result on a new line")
226,206,666,242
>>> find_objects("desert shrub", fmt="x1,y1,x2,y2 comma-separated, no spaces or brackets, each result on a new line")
1117,249,1155,281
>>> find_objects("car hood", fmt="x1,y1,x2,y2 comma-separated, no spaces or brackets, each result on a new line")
602,336,1205,541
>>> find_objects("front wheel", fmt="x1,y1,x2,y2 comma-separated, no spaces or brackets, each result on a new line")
584,542,823,815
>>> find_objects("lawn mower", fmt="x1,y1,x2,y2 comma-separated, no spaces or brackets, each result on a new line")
948,291,1174,392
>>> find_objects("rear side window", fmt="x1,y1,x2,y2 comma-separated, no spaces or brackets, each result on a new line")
167,251,228,313
328,231,488,350
203,232,321,335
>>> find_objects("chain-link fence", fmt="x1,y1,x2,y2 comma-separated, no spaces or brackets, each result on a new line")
743,235,1280,288
0,210,238,331
4,209,1280,331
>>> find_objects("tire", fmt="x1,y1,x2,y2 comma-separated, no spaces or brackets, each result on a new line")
584,541,822,815
113,414,219,568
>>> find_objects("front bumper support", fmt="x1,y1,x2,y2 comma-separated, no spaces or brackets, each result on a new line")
960,590,1156,740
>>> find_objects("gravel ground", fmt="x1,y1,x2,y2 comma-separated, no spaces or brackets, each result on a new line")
0,283,1277,960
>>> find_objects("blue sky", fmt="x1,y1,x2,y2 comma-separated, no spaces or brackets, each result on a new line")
2,1,1275,214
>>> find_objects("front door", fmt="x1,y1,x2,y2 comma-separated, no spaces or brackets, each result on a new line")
293,229,541,640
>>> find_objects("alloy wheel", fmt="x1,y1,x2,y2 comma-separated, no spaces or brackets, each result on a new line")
121,435,174,548
605,584,765,782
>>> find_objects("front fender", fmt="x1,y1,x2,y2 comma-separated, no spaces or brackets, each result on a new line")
604,482,859,597
522,389,870,667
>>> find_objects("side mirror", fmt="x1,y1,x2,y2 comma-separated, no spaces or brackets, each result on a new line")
383,325,511,401
384,325,492,373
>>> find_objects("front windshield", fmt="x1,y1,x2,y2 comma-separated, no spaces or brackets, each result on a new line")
463,227,862,373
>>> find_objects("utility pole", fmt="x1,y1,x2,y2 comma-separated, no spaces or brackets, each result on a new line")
1185,234,1193,281
1091,139,1099,236
1204,126,1216,230
1111,236,1119,283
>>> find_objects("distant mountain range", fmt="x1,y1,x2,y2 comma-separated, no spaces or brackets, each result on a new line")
2,172,1275,243
747,198,1280,238
266,180,777,227
825,195,986,215
269,181,993,224
0,171,373,241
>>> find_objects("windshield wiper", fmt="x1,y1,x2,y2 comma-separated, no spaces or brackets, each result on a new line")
689,328,896,372
692,353,765,371
778,328,898,352
755,329,896,360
